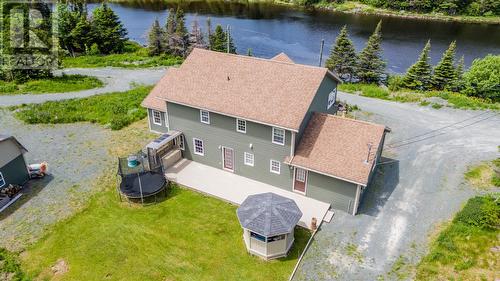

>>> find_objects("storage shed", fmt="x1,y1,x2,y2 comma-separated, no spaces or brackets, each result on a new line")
0,134,29,188
237,192,302,260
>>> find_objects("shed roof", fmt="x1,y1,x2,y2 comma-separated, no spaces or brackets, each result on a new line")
0,134,27,154
237,192,302,237
289,113,387,186
148,48,341,131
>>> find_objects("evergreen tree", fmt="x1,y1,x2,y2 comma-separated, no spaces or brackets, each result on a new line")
402,40,432,90
451,55,465,92
91,3,127,54
170,8,189,57
188,19,207,52
325,25,357,82
432,41,457,90
147,18,164,56
247,48,253,56
56,4,79,56
70,15,93,53
209,25,236,54
356,21,386,84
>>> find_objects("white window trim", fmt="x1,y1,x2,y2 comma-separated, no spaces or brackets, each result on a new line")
293,168,308,195
200,110,210,124
272,127,285,146
164,109,170,128
270,160,281,174
244,152,254,167
236,119,246,133
0,172,5,188
193,138,204,156
152,110,162,126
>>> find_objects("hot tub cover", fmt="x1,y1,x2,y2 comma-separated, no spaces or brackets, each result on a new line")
237,192,303,237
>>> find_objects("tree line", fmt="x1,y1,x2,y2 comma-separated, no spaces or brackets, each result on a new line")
301,0,499,17
147,8,237,58
326,24,499,101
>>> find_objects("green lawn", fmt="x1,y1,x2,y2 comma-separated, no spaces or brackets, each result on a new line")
0,75,103,95
416,195,499,280
62,42,183,68
22,184,310,281
12,86,152,130
339,83,499,110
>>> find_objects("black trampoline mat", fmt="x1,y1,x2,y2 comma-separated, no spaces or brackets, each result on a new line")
120,172,166,198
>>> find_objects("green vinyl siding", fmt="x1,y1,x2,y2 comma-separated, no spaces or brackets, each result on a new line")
0,154,29,186
148,108,169,133
167,102,294,190
306,171,357,214
296,76,338,146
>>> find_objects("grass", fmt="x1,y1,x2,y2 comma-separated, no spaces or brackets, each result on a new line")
12,85,152,130
339,83,499,110
62,42,183,68
21,183,310,280
465,158,500,189
0,248,30,281
416,195,500,280
0,75,103,95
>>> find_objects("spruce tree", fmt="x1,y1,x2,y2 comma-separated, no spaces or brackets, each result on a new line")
451,55,465,92
402,40,432,90
209,25,236,54
163,8,176,53
170,8,189,57
325,25,357,82
147,19,164,56
188,19,207,52
71,15,93,54
432,41,457,90
91,3,127,54
356,21,386,84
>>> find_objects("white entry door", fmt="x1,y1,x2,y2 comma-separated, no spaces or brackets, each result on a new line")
222,147,234,172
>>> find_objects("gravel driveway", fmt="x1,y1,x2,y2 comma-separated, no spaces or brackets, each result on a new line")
294,93,500,280
0,67,168,107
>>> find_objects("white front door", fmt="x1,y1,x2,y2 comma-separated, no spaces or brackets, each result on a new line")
222,147,234,172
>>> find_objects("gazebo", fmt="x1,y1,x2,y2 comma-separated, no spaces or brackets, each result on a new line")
237,192,303,260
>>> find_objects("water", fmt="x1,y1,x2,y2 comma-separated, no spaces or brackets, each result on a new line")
88,1,500,73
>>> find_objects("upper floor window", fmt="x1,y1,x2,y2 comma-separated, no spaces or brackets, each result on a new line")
152,110,162,125
272,127,285,145
0,172,5,188
200,110,210,124
236,119,246,133
327,89,337,110
193,138,204,156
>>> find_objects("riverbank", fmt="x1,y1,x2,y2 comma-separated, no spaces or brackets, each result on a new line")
314,1,500,25
102,0,500,24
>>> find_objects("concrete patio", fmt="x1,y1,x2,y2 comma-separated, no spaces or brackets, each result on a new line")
165,159,332,230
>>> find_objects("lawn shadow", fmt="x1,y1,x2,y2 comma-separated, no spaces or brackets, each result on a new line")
357,157,399,217
117,181,181,206
0,174,54,220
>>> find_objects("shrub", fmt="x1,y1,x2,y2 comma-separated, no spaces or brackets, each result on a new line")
388,75,404,91
462,55,500,101
453,195,500,229
0,248,30,281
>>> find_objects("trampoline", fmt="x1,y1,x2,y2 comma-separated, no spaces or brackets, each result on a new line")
117,151,167,204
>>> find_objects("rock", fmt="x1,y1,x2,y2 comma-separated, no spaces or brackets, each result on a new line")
490,246,500,253
51,259,69,276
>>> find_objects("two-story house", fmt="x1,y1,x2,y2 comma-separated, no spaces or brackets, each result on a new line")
142,48,389,215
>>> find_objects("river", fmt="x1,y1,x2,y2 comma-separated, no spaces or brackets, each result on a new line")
88,1,500,73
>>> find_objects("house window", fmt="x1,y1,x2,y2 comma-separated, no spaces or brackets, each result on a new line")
152,110,162,125
268,234,286,242
244,152,254,166
327,88,337,110
250,231,266,242
270,160,281,174
193,138,204,156
0,172,5,188
296,168,306,182
236,119,246,133
200,110,210,124
272,127,285,145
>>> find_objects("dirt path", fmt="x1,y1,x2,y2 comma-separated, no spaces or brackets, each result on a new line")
294,93,500,280
0,67,168,107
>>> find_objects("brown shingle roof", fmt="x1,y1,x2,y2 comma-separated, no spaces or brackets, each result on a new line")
271,53,295,63
150,48,340,131
290,113,387,185
141,69,180,111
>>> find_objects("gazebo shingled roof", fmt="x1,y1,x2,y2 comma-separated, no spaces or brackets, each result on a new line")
237,193,303,237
